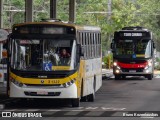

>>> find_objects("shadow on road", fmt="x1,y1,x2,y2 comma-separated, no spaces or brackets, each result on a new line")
2,98,75,109
118,77,147,81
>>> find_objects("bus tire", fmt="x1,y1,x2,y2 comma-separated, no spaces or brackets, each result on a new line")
88,77,96,102
81,96,88,102
122,75,126,79
87,93,95,102
147,74,153,80
115,75,121,80
72,98,80,107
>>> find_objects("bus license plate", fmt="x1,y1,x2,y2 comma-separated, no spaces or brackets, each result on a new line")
37,91,48,95
129,70,136,72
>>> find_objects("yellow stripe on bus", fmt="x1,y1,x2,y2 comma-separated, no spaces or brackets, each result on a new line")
10,72,78,85
52,66,70,70
136,54,145,57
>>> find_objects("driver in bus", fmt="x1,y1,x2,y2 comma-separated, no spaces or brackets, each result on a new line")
59,49,71,65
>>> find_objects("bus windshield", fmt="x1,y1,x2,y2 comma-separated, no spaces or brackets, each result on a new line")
114,39,152,58
10,39,77,71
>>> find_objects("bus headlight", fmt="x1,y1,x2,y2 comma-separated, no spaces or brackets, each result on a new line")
10,77,23,87
115,65,121,74
63,79,76,88
113,62,117,66
145,60,152,70
115,69,120,74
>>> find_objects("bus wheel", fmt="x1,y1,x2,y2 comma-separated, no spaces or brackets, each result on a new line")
122,75,126,79
81,96,88,102
72,98,80,107
87,93,95,102
115,75,121,80
80,79,88,102
147,74,153,80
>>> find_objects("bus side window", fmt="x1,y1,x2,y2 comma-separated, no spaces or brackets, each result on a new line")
86,33,89,59
82,32,86,59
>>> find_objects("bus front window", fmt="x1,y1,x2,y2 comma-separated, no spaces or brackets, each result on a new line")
114,39,152,58
11,39,77,71
136,40,152,58
115,39,134,57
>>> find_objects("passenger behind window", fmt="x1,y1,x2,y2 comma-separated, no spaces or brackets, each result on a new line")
59,48,71,65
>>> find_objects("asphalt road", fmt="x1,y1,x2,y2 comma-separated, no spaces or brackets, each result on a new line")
1,75,160,120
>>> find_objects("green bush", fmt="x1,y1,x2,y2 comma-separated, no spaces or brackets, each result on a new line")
103,54,113,69
156,57,160,62
155,65,160,70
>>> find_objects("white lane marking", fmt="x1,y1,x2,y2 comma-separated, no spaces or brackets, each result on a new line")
71,110,83,111
101,107,126,111
85,107,98,110
25,109,39,112
64,107,84,110
47,109,61,111
1,107,126,112
85,111,105,116
76,107,84,109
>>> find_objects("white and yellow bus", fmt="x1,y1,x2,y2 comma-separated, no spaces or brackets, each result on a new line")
7,19,102,107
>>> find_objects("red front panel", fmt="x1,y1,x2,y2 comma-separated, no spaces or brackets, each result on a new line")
117,62,148,69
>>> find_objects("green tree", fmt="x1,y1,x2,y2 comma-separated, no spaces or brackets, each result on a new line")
2,0,160,52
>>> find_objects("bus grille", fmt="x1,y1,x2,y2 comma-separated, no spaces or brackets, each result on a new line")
121,68,143,72
25,84,61,87
24,91,61,96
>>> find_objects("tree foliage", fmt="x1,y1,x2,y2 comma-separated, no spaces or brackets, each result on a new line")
2,0,160,51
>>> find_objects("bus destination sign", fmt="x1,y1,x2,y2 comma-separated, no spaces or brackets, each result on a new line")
124,33,142,37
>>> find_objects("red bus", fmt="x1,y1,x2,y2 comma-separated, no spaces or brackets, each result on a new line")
111,27,155,80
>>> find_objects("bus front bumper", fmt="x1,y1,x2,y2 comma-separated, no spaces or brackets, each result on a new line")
113,67,153,76
114,72,152,76
10,82,78,98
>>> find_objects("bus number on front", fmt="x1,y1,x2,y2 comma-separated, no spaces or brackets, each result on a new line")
48,80,60,84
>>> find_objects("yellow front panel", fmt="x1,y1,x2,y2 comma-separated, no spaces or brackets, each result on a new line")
10,72,78,85
52,66,70,70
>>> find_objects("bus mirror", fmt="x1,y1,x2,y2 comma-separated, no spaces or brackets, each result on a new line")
110,43,114,49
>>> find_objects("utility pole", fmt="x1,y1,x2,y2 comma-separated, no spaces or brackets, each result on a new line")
25,0,33,22
107,0,112,22
0,0,3,28
107,0,112,69
69,0,76,23
50,0,57,19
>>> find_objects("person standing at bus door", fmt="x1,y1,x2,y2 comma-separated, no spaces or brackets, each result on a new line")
59,49,71,65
